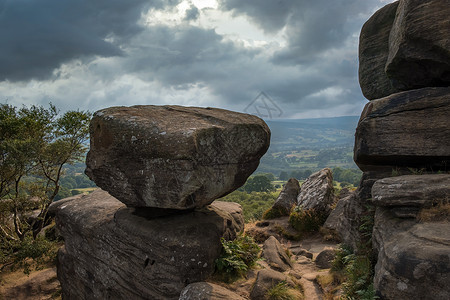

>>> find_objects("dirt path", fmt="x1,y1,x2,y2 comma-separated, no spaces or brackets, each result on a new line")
0,267,60,300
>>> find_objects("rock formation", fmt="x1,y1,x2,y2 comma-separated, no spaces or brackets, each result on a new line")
271,178,300,216
51,106,270,299
334,1,450,298
262,236,293,272
296,168,335,216
86,105,270,209
371,174,450,299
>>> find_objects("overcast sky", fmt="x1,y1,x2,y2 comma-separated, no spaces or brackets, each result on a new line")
0,0,395,119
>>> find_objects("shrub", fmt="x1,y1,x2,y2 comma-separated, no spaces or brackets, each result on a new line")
265,281,303,300
262,206,288,220
214,235,260,282
288,207,327,234
330,244,378,300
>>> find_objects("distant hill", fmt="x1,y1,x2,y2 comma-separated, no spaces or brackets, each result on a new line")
255,116,361,176
265,116,359,151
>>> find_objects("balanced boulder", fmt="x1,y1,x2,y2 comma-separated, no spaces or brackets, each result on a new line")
85,105,270,209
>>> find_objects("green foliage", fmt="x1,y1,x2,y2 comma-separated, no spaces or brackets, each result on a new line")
331,244,378,300
0,103,91,241
218,190,277,222
1,235,59,275
288,206,327,234
214,235,260,282
332,167,362,187
279,171,289,181
263,206,288,220
266,281,302,300
240,175,275,193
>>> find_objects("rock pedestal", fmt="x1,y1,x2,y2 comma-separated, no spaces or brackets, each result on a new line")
51,190,244,300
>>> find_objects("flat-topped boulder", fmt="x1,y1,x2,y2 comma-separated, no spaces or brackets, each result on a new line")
354,87,450,171
85,105,270,209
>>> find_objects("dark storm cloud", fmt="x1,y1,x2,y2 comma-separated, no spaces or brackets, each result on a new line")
219,0,376,64
0,0,177,82
124,25,259,88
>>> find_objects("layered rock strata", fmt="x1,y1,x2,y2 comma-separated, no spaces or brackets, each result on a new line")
348,1,450,298
51,190,244,300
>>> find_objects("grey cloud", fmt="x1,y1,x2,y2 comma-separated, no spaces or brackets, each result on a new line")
219,0,381,64
0,0,177,82
184,5,200,21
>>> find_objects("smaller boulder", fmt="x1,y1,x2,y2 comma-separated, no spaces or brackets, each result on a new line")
315,249,336,269
179,282,245,300
250,269,296,300
296,168,335,216
271,178,300,216
262,236,293,272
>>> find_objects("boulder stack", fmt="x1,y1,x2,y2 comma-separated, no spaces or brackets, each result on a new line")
332,1,450,298
51,106,270,299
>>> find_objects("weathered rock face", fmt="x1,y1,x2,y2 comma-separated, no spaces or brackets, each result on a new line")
372,174,450,209
359,1,399,100
86,105,270,209
372,207,450,300
296,168,334,215
50,189,244,300
271,178,300,216
354,1,450,298
323,192,362,250
179,282,245,300
354,87,450,171
262,236,293,272
386,0,450,91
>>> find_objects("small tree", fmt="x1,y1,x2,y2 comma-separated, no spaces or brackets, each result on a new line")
243,175,275,193
0,104,91,241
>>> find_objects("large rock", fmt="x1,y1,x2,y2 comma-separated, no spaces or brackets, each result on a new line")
179,282,245,300
359,1,399,100
372,174,450,208
373,207,450,300
50,189,244,300
386,0,450,90
85,105,270,209
262,236,293,272
271,178,300,216
354,87,450,171
296,168,335,216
